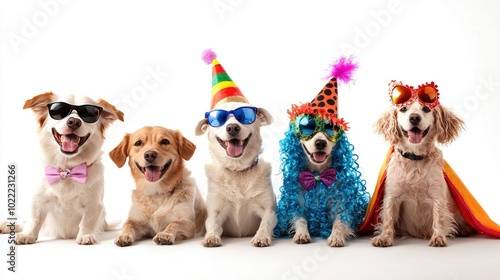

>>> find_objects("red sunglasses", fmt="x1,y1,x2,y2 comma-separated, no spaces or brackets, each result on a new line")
389,80,440,109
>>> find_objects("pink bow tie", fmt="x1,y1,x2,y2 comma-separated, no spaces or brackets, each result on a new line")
45,163,87,184
298,168,337,191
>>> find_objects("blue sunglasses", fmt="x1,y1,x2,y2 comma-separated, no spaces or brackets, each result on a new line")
205,106,257,127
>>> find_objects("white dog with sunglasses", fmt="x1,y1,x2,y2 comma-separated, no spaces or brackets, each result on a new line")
195,102,277,247
6,92,123,244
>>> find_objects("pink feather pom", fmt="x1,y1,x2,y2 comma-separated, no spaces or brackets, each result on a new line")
328,56,358,84
202,49,217,65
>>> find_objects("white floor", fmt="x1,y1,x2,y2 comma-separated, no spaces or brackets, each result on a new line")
1,231,500,280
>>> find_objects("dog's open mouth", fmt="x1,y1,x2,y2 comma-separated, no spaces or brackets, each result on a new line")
303,144,330,164
52,128,90,155
217,134,252,158
402,127,429,144
135,160,172,183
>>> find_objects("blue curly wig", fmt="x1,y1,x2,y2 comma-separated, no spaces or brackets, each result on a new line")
274,126,370,239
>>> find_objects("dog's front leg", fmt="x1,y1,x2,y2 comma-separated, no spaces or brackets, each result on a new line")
327,218,354,247
250,207,277,247
202,198,229,247
153,215,196,245
428,198,450,247
115,220,139,247
292,217,311,244
76,201,104,245
16,198,47,244
371,196,399,247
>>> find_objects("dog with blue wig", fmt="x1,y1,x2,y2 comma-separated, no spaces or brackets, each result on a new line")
274,57,370,246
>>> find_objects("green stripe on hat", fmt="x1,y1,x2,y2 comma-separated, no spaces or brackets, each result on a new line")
212,73,233,86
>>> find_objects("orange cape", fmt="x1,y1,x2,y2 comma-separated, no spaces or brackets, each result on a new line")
357,147,500,237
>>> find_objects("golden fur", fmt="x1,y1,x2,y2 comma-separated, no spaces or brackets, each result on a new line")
195,102,277,247
3,92,123,244
109,126,206,246
372,101,475,247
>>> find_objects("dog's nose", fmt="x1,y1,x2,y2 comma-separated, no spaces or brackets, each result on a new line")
67,117,82,131
409,114,421,125
315,139,327,150
144,151,158,163
226,124,241,136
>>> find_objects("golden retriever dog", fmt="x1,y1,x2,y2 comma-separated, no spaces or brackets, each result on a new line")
371,81,476,247
195,102,277,247
109,126,206,246
6,92,123,244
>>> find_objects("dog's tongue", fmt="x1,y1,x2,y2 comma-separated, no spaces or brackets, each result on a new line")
226,139,244,157
409,129,423,144
60,134,80,152
145,166,161,182
313,152,327,163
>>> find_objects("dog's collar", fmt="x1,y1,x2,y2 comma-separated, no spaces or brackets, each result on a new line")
398,149,425,161
239,158,259,172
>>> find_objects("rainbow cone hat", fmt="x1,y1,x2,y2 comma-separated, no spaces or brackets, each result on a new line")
202,49,249,110
288,56,358,131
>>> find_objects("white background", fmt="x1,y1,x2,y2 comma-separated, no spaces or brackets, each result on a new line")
1,0,500,279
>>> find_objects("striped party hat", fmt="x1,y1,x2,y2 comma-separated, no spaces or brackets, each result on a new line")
202,49,249,110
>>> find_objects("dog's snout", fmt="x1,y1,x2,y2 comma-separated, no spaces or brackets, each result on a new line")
67,117,82,131
144,150,158,163
409,114,421,125
315,139,327,150
226,124,241,136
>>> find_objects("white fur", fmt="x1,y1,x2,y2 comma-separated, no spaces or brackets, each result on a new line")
9,92,123,245
372,101,475,247
195,102,277,247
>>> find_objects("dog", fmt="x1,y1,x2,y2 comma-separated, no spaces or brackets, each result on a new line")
195,102,277,247
4,92,123,244
109,126,206,246
370,80,477,247
274,105,370,246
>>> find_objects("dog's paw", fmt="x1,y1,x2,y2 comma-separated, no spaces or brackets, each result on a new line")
292,232,311,244
115,233,135,247
153,232,175,245
371,234,394,247
202,233,222,247
327,234,346,247
15,234,37,245
429,234,448,247
251,234,272,247
76,234,97,245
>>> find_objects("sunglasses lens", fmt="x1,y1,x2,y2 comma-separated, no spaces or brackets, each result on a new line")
391,86,412,105
324,122,336,138
48,102,71,120
78,105,102,123
207,110,228,127
417,86,438,103
298,116,316,136
234,107,257,125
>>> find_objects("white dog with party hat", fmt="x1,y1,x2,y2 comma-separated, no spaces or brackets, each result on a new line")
195,49,277,247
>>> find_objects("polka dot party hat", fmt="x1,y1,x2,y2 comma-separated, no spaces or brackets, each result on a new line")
311,56,358,119
201,49,249,110
288,56,358,131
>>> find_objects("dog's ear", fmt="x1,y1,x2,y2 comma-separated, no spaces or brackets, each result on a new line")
256,107,274,126
433,105,464,144
195,119,208,136
97,99,124,137
176,131,196,161
23,92,56,128
109,134,130,168
375,108,401,144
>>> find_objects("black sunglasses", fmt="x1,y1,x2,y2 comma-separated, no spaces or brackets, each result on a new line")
47,102,103,123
